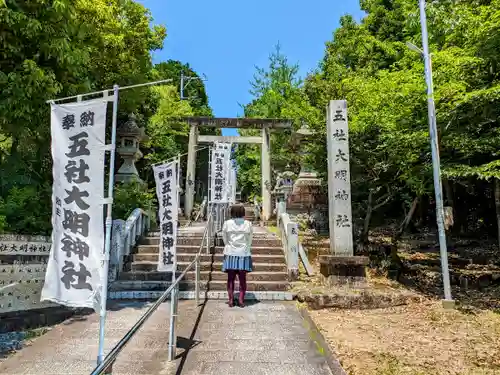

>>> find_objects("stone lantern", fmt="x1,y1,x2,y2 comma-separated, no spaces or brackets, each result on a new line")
271,166,295,221
115,113,148,185
272,166,295,205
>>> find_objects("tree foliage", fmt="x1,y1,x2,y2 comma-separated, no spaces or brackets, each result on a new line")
0,0,192,234
4,0,500,243
307,0,500,238
235,44,321,199
0,1,214,234
145,85,193,165
239,0,500,241
153,60,211,116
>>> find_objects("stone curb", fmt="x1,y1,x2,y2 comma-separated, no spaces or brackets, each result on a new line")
298,306,347,375
293,289,425,310
109,290,295,301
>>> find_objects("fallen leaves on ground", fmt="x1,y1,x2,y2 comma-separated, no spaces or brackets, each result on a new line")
310,302,500,375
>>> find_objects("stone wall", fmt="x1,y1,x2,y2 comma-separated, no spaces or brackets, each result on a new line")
0,234,55,315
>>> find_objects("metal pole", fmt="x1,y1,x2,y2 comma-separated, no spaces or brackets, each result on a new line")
180,72,184,100
207,145,212,242
173,284,179,351
177,153,182,218
195,257,200,305
47,79,173,103
206,205,211,255
97,84,119,366
418,0,453,304
167,288,176,361
168,158,180,360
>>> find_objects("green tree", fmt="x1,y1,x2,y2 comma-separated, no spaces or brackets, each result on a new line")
0,0,166,233
303,0,500,244
235,44,320,199
145,85,193,165
153,60,212,116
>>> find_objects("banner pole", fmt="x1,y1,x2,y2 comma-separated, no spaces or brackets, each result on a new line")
208,145,212,223
168,158,180,361
174,157,180,278
97,84,119,367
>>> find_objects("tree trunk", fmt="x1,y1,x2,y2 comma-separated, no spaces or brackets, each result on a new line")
443,179,454,207
395,196,419,241
361,190,374,244
495,179,500,251
443,179,455,234
361,190,392,244
9,136,19,156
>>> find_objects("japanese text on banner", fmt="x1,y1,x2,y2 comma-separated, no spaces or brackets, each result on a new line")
41,99,107,309
210,142,232,203
153,161,178,272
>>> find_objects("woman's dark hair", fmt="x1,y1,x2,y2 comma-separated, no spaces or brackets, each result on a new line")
229,204,246,219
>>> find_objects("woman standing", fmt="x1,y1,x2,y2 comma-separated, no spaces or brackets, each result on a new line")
221,204,253,307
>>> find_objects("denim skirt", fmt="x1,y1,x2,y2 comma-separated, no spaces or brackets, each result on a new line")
222,255,253,272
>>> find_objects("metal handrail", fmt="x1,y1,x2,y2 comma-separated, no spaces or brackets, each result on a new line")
89,213,213,375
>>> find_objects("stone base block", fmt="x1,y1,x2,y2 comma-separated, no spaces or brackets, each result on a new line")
288,269,299,281
318,255,369,287
442,299,456,310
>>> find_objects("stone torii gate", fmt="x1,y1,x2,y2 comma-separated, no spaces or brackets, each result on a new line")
183,117,292,220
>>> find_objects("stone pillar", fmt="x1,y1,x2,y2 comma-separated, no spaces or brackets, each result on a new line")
184,124,198,219
261,126,271,221
109,219,125,283
326,100,354,256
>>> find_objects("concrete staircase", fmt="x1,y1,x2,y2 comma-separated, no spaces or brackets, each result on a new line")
109,225,291,299
243,204,257,223
242,203,278,227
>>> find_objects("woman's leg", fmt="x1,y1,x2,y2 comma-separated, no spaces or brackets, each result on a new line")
238,270,247,305
227,270,236,306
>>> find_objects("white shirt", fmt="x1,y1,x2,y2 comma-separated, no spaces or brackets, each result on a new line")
221,219,253,257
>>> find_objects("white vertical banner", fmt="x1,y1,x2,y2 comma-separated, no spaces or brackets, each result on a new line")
41,99,107,309
326,100,354,256
210,142,232,203
153,161,179,272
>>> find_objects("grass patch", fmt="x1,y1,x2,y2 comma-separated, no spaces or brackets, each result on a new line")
24,327,49,340
266,226,279,234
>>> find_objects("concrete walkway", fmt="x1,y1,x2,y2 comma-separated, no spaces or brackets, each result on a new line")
0,301,196,375
0,301,333,375
173,301,333,375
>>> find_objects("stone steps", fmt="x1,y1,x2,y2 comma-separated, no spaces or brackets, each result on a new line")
141,236,281,247
135,245,283,256
109,290,294,301
122,262,287,276
110,280,288,292
131,253,285,270
119,270,287,282
111,225,289,299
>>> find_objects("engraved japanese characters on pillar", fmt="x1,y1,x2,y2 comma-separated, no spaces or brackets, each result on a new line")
327,100,353,256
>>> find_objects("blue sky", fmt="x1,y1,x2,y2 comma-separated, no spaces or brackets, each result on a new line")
140,0,365,136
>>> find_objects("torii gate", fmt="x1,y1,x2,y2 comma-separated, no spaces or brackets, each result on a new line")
183,117,292,220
